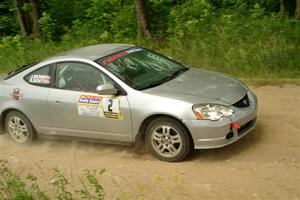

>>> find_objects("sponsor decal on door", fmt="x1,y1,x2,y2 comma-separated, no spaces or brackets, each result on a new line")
77,95,123,120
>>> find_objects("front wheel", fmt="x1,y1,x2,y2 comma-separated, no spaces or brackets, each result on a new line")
146,117,192,162
5,111,35,144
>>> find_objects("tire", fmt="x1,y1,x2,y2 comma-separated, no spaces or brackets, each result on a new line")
146,117,192,162
5,111,35,144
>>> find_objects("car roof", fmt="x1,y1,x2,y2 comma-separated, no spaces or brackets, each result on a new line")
46,43,134,61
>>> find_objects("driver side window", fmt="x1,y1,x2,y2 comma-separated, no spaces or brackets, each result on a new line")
55,62,113,93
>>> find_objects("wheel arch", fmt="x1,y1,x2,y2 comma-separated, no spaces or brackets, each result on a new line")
0,108,35,134
135,114,194,147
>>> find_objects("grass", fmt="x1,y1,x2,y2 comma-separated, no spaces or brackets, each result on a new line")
0,160,105,200
0,160,187,200
0,16,299,79
0,36,299,87
1,39,299,77
241,78,300,86
162,27,300,78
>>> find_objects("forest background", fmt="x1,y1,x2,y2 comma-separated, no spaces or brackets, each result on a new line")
0,0,299,78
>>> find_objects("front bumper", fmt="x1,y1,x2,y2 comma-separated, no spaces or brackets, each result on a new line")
185,91,257,149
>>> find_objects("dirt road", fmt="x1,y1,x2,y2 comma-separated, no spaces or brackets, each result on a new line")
0,85,299,200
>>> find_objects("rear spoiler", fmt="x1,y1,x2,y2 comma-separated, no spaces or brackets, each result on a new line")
4,62,38,80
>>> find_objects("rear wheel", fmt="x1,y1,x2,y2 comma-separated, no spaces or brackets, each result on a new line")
5,111,35,144
146,117,192,162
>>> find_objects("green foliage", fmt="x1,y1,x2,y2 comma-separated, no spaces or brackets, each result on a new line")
0,0,299,77
0,0,18,37
39,12,56,41
51,168,73,200
0,161,107,200
162,1,300,77
65,0,137,42
165,18,300,77
77,169,105,200
22,3,32,13
147,0,176,38
39,0,76,38
0,160,48,200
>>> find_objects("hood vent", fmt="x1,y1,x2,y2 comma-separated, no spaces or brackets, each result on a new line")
232,94,250,108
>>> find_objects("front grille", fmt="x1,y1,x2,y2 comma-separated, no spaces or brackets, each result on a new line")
233,94,250,108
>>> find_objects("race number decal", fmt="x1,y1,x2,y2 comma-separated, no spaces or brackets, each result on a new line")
102,97,123,120
77,95,123,120
77,95,103,117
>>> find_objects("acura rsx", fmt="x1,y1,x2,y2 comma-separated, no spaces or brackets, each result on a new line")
0,44,257,161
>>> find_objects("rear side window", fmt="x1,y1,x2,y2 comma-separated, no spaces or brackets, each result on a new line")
24,65,52,87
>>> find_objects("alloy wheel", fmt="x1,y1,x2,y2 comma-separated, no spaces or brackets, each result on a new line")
7,117,29,143
151,125,182,158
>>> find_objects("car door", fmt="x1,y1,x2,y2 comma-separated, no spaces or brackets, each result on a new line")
47,61,133,142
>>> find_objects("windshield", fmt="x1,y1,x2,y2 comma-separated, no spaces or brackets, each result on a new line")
97,48,188,90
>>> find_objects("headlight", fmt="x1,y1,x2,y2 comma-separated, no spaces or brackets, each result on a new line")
192,104,234,121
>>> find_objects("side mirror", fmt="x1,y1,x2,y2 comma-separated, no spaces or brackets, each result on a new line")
96,84,118,95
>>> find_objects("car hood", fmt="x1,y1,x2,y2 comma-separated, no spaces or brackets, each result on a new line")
143,68,247,105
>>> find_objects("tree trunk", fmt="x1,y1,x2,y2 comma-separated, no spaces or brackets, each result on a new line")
135,0,151,37
30,0,41,37
23,6,33,35
14,0,29,36
280,0,285,16
296,0,300,20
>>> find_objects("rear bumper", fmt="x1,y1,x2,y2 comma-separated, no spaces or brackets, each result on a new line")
186,91,257,149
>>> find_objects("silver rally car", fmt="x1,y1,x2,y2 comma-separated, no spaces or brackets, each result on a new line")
0,44,257,161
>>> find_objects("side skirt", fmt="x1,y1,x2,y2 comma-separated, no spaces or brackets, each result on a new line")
37,132,134,146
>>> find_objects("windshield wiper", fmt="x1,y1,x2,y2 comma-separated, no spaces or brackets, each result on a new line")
169,67,189,79
141,67,189,90
141,75,171,90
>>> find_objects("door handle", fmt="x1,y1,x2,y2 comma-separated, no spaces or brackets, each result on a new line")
55,99,62,103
